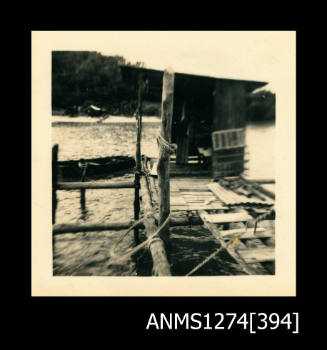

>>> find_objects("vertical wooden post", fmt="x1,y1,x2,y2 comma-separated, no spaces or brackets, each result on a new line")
134,72,143,243
52,144,58,225
176,99,189,164
157,68,175,245
80,160,87,219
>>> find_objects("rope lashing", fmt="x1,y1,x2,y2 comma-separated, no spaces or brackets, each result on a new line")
185,227,248,277
109,210,171,264
157,134,177,155
185,247,224,276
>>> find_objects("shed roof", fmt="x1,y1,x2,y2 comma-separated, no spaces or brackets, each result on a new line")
120,65,267,101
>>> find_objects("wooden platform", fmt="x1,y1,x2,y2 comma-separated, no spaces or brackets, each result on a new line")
142,153,275,275
146,175,275,275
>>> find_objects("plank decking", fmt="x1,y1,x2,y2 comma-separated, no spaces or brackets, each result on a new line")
147,175,275,275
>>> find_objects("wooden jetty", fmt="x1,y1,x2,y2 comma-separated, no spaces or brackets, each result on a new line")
52,66,275,277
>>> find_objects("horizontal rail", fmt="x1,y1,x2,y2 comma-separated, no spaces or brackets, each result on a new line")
53,216,204,235
248,179,275,184
56,181,134,190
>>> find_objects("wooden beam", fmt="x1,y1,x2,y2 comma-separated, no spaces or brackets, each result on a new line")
53,221,134,234
53,215,205,235
140,175,171,276
238,247,275,263
57,181,134,190
198,210,257,275
200,212,253,224
52,144,58,225
240,175,275,200
134,72,144,243
157,68,175,244
248,179,275,185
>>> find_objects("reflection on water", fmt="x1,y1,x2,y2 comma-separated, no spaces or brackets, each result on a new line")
52,119,275,276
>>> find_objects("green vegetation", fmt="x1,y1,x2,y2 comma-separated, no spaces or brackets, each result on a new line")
246,90,275,122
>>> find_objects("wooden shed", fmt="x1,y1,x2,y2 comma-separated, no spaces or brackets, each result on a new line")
120,66,267,178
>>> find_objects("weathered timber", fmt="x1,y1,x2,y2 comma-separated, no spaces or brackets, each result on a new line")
157,68,175,244
248,179,275,185
240,175,275,200
57,181,134,190
148,176,159,208
230,238,270,274
134,72,144,243
238,247,275,263
219,227,267,238
200,212,253,224
80,160,87,214
52,144,58,225
53,215,204,235
140,175,171,276
198,210,257,275
211,81,247,178
53,221,134,234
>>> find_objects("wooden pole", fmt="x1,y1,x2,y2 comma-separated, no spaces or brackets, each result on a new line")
198,210,257,275
140,175,171,276
134,72,144,243
157,68,175,245
57,181,134,190
52,215,204,235
80,160,87,217
52,144,58,224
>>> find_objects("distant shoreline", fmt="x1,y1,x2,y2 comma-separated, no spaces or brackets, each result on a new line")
52,115,161,124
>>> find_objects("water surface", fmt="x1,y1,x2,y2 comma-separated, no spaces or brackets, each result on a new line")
52,118,275,276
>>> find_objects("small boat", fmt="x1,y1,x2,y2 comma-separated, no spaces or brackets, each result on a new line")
57,156,136,181
87,105,105,117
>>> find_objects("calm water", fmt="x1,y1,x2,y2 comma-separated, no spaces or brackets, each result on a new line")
52,118,275,276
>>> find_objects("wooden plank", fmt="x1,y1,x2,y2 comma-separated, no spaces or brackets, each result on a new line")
219,227,268,239
226,236,270,274
248,179,275,184
170,203,228,211
238,248,275,263
198,210,257,275
244,238,267,249
201,212,252,224
52,144,58,225
170,197,188,205
57,181,134,190
240,175,275,200
208,182,274,206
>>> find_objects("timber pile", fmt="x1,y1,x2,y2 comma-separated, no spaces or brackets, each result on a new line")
208,181,274,206
198,209,275,275
146,175,275,275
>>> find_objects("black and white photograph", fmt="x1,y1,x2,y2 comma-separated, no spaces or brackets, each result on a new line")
32,31,296,296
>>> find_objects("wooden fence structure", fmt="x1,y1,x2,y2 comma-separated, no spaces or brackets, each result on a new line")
52,69,177,276
52,68,275,277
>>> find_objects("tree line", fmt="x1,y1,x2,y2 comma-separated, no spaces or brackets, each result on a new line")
52,51,275,120
52,51,149,116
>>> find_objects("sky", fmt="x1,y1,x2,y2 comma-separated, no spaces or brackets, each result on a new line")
42,31,296,94
98,31,294,93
